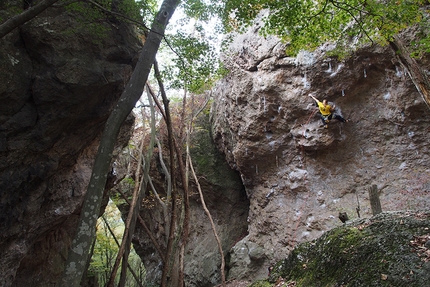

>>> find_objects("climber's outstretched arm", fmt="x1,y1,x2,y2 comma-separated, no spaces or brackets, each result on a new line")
309,94,318,103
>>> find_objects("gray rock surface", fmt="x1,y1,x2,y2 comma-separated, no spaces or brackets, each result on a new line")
211,23,430,281
0,2,140,286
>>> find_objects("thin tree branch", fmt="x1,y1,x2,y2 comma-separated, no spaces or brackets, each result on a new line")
85,0,150,31
147,83,167,120
188,151,226,286
107,132,146,287
193,92,212,118
101,216,145,287
155,137,172,200
186,89,225,285
154,58,180,287
175,137,190,287
0,0,61,38
86,0,187,72
110,84,158,287
51,0,80,8
330,0,374,44
116,189,166,263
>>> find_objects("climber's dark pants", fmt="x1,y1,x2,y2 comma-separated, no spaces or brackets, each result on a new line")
320,113,346,125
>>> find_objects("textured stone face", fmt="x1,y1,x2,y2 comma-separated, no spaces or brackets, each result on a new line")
211,25,430,281
0,3,140,286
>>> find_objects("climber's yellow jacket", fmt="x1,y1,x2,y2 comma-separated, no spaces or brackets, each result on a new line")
317,100,333,116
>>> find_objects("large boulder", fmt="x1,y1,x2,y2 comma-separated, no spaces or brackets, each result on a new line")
266,211,430,287
0,2,140,286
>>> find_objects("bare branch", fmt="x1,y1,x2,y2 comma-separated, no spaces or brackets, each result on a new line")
85,0,150,31
107,133,146,287
330,0,374,44
188,149,226,286
0,0,61,38
101,216,145,287
116,189,166,263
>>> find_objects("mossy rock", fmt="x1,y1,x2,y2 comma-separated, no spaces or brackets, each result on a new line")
190,108,242,190
268,211,430,287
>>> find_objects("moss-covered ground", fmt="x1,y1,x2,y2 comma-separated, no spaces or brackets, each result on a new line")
251,211,430,287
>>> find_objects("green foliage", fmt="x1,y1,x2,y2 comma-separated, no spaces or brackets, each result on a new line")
222,0,428,56
156,0,230,94
125,0,158,23
162,29,224,94
1,3,22,15
122,176,136,186
411,19,430,58
181,0,223,23
89,201,146,286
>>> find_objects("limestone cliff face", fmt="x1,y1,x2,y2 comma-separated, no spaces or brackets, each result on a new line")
211,25,430,281
0,2,140,286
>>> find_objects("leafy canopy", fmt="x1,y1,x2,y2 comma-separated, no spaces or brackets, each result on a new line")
221,0,429,56
160,0,228,94
162,28,227,94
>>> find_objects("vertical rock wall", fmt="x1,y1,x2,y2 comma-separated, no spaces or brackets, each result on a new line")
0,2,140,286
211,25,430,281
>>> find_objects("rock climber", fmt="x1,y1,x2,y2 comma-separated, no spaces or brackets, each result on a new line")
309,94,348,128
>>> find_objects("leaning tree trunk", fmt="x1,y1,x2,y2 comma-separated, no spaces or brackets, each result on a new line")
59,1,179,286
390,36,430,110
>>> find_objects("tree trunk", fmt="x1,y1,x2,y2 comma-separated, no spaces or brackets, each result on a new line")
109,85,156,287
154,60,181,287
108,135,145,287
116,188,166,263
0,0,60,38
368,184,382,216
174,137,190,287
390,36,430,110
80,236,97,287
59,1,179,285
